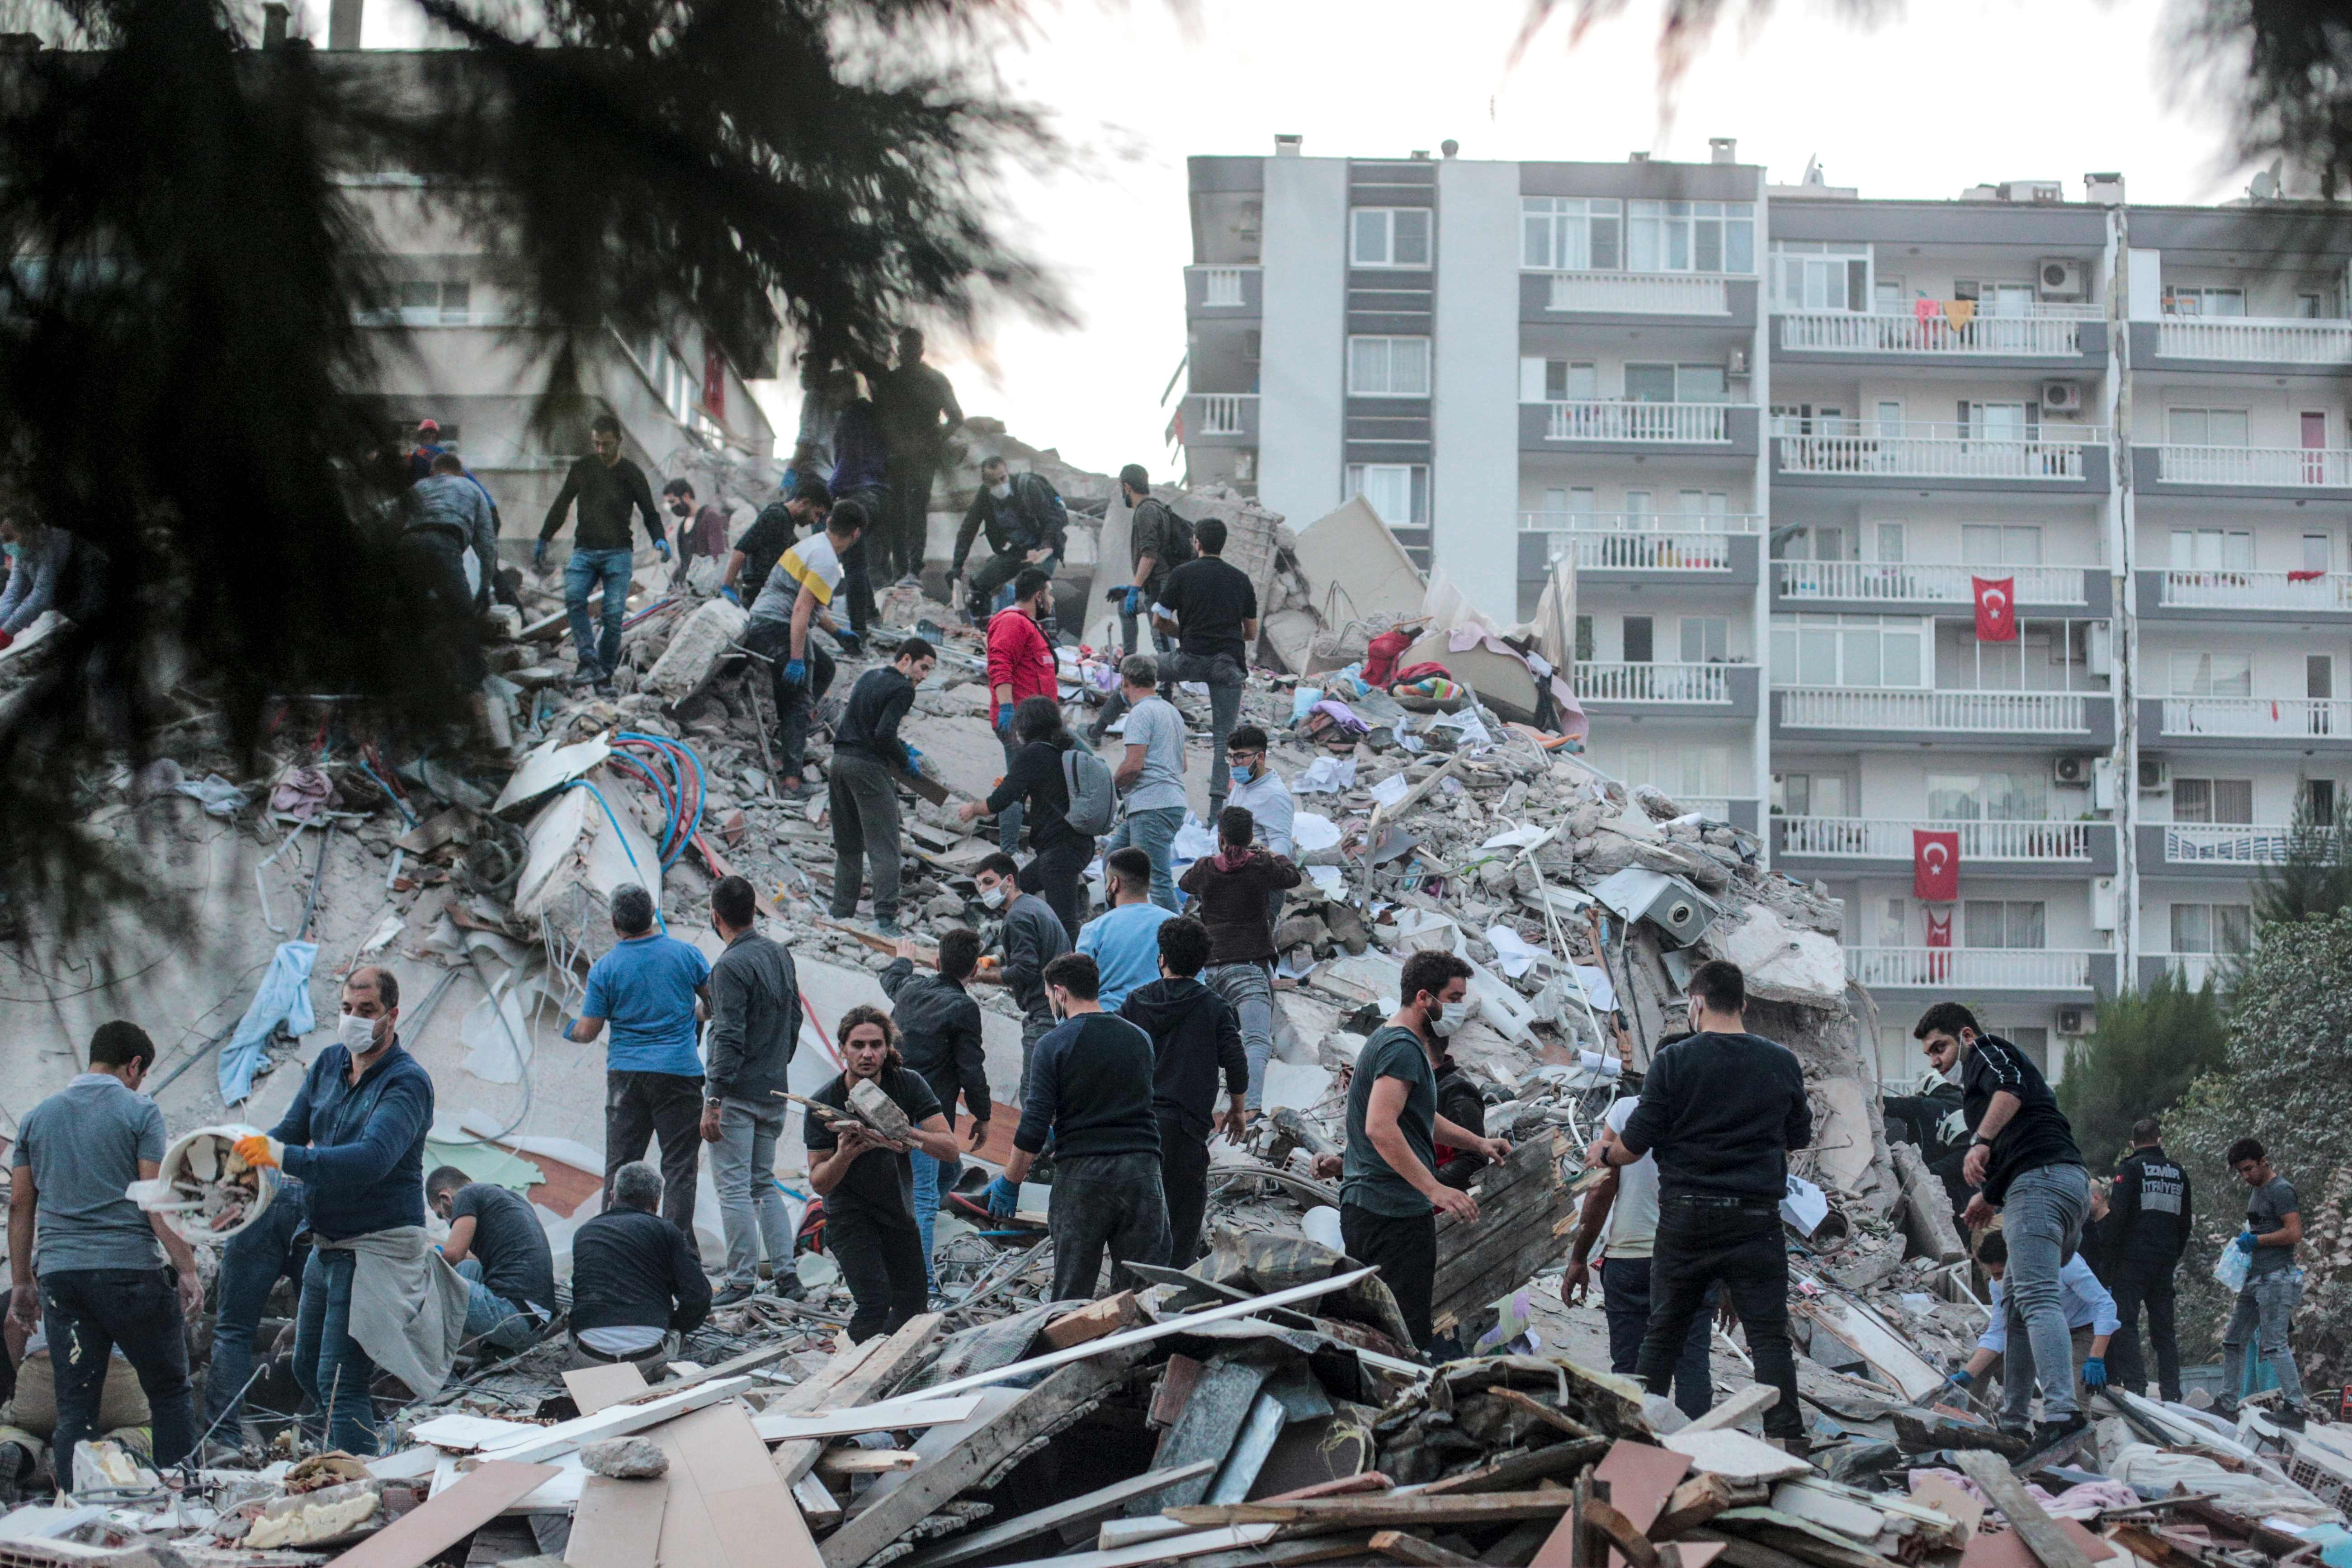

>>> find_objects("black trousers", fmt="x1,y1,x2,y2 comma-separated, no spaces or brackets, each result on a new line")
836,486,887,636
827,750,904,922
883,454,937,582
741,619,836,778
1020,834,1092,945
1047,1152,1171,1302
2110,1257,2183,1402
827,1206,928,1342
1157,1112,1211,1267
1342,1202,1437,1353
966,552,1030,618
1640,1196,1800,1438
42,1267,197,1483
605,1070,705,1252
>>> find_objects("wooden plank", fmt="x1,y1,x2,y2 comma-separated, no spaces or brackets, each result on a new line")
1949,1451,2097,1568
326,1461,558,1568
652,1400,821,1568
1151,1355,1206,1428
1907,1474,1983,1543
816,1449,921,1477
1184,1535,1381,1568
893,1462,1220,1568
987,1526,1282,1568
1489,1387,1600,1440
1165,1491,1579,1532
750,1395,982,1442
1679,1387,1777,1437
1044,1292,1143,1349
564,1363,650,1417
1420,1438,1611,1497
1373,1531,1487,1568
623,1336,804,1404
1582,1499,1660,1568
479,1380,752,1464
770,1312,943,1488
565,1477,667,1568
1653,1475,1763,1542
794,1473,843,1531
1658,1431,1810,1486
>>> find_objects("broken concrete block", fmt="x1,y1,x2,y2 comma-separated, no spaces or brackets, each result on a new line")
1711,903,1845,1008
580,1436,670,1478
642,596,747,698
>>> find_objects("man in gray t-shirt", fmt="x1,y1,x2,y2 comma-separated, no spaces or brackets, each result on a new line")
2219,1137,2309,1419
1105,654,1187,912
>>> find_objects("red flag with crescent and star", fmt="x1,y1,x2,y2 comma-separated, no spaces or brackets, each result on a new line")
1973,576,2017,642
1914,828,1960,902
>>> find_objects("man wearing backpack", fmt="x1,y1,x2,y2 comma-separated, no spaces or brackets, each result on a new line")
1112,465,1188,658
952,457,1067,622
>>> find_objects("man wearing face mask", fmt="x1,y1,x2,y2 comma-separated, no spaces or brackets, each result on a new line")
968,853,1068,1109
660,477,730,576
951,456,1067,623
233,967,439,1457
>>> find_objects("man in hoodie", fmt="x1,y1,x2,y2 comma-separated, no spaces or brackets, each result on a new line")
970,853,1068,1107
882,929,992,1286
952,457,1068,621
1121,918,1245,1266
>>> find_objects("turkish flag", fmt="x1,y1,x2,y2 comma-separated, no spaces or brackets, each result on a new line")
1924,907,1952,982
1973,576,2017,642
1914,828,1960,902
702,345,727,419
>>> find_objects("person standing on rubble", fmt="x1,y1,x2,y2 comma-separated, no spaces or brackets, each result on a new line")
805,1006,963,1341
2218,1138,2311,1422
1110,464,1182,659
1078,846,1178,1012
1913,1001,2092,1450
828,385,890,647
959,695,1094,941
951,456,1067,622
568,884,713,1250
1100,654,1186,911
534,412,669,692
1178,805,1301,1117
883,930,992,1293
425,1168,555,1352
202,1173,309,1446
1604,960,1808,1445
873,326,963,586
1134,517,1255,827
743,499,865,797
829,637,936,937
2105,1117,2191,1403
970,852,1070,1108
1119,917,1245,1266
699,875,804,1306
723,477,829,613
1327,949,1514,1354
8,1022,202,1485
402,452,497,729
661,477,731,576
1223,726,1294,860
976,567,1060,854
989,953,1171,1299
1946,1231,2117,1421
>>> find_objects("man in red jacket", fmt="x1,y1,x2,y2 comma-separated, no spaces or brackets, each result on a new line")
984,567,1059,852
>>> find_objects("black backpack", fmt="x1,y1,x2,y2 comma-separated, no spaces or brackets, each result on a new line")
1154,502,1197,569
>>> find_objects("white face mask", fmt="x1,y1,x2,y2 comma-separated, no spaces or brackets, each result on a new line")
337,1012,380,1053
979,884,1006,909
989,481,1012,500
1427,1002,1460,1040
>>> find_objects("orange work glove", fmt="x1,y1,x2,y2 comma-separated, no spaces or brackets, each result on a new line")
232,1134,284,1169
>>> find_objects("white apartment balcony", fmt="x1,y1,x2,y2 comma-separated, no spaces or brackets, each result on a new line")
1184,264,1262,314
2145,821,2305,869
1520,514,1761,584
1778,817,2097,861
2147,316,2352,368
1576,662,1733,704
1774,687,2108,746
1182,392,1258,446
1774,561,2093,613
1546,272,1730,316
1850,947,2108,993
2139,568,2352,623
2141,444,2352,489
1547,401,1728,444
1775,421,2108,491
1776,305,2101,359
2149,695,2352,746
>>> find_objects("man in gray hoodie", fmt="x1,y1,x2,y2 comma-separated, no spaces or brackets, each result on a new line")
699,875,802,1304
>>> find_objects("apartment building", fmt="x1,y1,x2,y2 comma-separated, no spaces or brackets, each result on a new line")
1177,138,2352,1078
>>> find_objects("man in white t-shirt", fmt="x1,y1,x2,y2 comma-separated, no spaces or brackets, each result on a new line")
1563,1088,1715,1418
743,500,865,793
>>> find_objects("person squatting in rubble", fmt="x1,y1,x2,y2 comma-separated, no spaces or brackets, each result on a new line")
1078,847,1177,1012
9,1022,202,1487
0,1308,159,1502
988,953,1171,1301
1179,805,1302,1116
951,456,1068,622
1112,515,1255,827
1108,463,1185,660
1100,654,1186,912
2219,1138,2310,1423
1944,1230,2117,1422
881,930,992,1293
969,852,1070,1107
0,513,107,650
567,1162,709,1379
1322,949,1513,1355
1599,960,1809,1443
236,967,435,1457
1118,917,1245,1267
960,695,1093,943
1914,1001,2093,1450
425,1167,555,1353
743,498,867,797
702,874,805,1306
534,412,669,694
2103,1116,2191,1402
975,567,1062,855
723,477,829,614
804,1007,962,1341
829,637,937,938
872,326,964,586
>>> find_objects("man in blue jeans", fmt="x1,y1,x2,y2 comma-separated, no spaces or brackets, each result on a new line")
426,1169,554,1353
203,1176,308,1444
534,412,668,690
2218,1138,2311,1422
1103,654,1186,912
1916,1001,2092,1450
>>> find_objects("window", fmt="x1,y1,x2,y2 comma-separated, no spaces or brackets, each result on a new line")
1351,208,1432,268
1623,615,1654,663
1521,198,1621,270
1679,491,1730,515
1679,617,1729,662
1965,900,2046,949
1770,241,1870,310
1625,364,1676,403
1927,772,2050,822
2170,528,2253,570
1345,463,1429,525
2172,778,2253,824
1772,772,1848,817
2171,903,2252,955
1770,614,1928,688
1964,402,2030,441
1955,280,2037,316
2170,651,2253,696
1573,615,1595,663
1961,525,2044,566
2307,778,2338,818
2168,407,2251,446
2163,286,2247,316
1876,523,1907,562
2300,292,2331,319
1625,200,1755,273
1874,278,1905,315
1347,336,1429,396
2313,653,2335,700
1673,745,1731,798
1881,899,1908,946
397,280,471,324
1625,363,1728,403
2305,533,2332,572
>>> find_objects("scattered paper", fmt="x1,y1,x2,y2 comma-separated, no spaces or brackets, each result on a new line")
1780,1175,1830,1237
1291,812,1341,853
1368,774,1412,809
1295,756,1358,794
1483,924,1555,979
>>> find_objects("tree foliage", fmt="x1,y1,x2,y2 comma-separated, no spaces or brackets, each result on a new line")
2057,971,2229,1172
2254,795,2352,926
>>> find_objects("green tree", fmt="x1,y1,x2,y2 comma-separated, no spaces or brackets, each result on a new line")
2253,796,2352,926
2056,971,2229,1172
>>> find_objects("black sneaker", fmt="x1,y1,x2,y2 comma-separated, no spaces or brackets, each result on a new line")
711,1282,754,1307
2277,1404,2311,1430
2025,1412,2091,1462
771,1272,807,1301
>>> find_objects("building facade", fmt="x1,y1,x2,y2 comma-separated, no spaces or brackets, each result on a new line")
1179,138,2352,1077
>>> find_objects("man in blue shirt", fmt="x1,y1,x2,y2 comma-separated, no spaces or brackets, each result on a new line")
1075,848,1176,1012
569,884,713,1249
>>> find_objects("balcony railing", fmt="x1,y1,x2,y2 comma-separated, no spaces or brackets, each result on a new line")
1575,662,1733,704
1547,401,1730,444
1196,393,1257,437
2152,445,2352,487
1779,687,2091,733
2163,823,2305,864
2161,695,2352,738
1776,420,2100,480
1547,272,1730,315
1522,510,1760,534
2151,952,2236,989
1780,817,2092,861
1524,521,1747,572
1777,561,2087,606
2157,317,2352,365
1849,947,2099,990
2158,569,2352,612
1197,267,1250,307
1780,307,2093,357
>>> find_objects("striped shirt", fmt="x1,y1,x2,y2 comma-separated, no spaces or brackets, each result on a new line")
747,531,845,627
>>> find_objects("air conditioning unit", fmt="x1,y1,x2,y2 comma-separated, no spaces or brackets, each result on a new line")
2042,381,2083,414
2056,1005,2093,1036
2139,758,2171,792
2038,257,2088,301
2053,756,2092,786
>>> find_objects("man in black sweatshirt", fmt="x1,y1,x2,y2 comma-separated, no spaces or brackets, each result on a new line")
1119,918,1245,1265
969,853,1070,1106
2106,1116,2192,1401
882,927,991,1289
828,637,934,936
534,413,668,689
991,953,1169,1299
564,1162,710,1380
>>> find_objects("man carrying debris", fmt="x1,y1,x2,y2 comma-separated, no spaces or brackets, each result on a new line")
1079,847,1179,1011
569,884,713,1249
534,412,669,691
8,1022,202,1485
977,566,1061,853
883,930,992,1290
1119,917,1245,1266
567,1162,710,1379
959,695,1092,941
951,456,1067,621
743,498,865,797
425,1167,554,1352
1100,653,1186,910
1604,960,1808,1443
971,851,1070,1107
1914,1001,2091,1450
724,476,829,613
1178,805,1301,1115
990,952,1171,1299
1947,1231,2117,1419
805,1006,963,1341
2219,1138,2310,1422
1111,463,1184,656
1145,516,1256,825
1331,948,1513,1354
873,326,964,586
829,636,936,937
701,875,803,1306
2106,1116,2191,1402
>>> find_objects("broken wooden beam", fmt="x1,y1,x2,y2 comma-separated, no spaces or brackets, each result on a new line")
1164,1490,1580,1533
1371,1531,1488,1568
893,1461,1220,1568
1950,1452,2098,1568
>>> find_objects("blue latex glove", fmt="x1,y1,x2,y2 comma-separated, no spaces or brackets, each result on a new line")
836,629,863,656
559,1013,579,1040
1944,1367,1973,1389
654,539,672,562
903,745,924,767
1122,586,1143,616
984,1176,1020,1219
2236,1230,2259,1254
2082,1356,2107,1390
783,658,808,687
995,706,1014,733
721,586,741,606
532,539,548,569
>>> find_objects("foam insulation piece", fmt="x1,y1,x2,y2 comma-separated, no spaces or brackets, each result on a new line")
496,732,614,815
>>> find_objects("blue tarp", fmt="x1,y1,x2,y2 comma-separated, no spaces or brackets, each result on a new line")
218,940,318,1105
